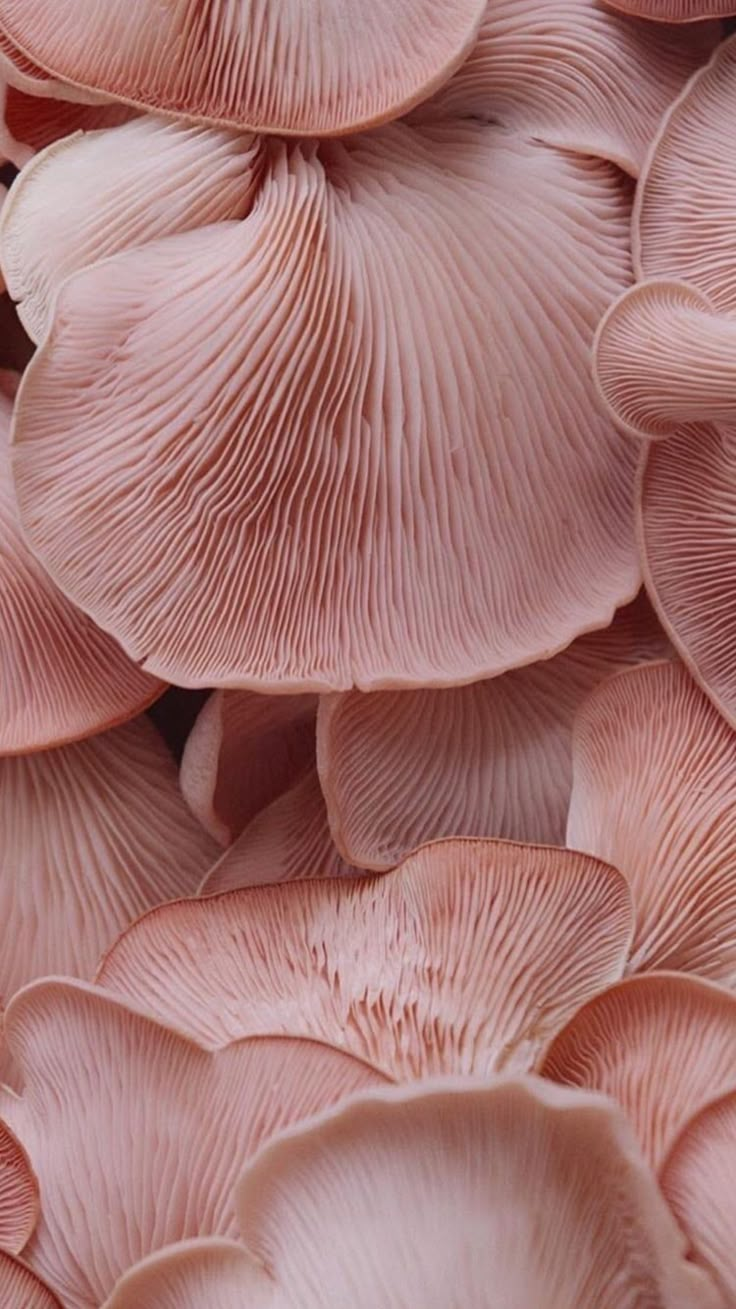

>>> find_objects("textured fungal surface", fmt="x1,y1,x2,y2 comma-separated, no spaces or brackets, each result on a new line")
0,0,487,134
99,839,632,1078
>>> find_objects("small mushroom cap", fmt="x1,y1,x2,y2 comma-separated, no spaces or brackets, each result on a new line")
541,972,736,1169
661,1090,736,1303
105,1078,722,1309
2,979,386,1309
0,0,486,135
317,594,668,869
99,839,632,1079
567,659,736,982
0,380,163,753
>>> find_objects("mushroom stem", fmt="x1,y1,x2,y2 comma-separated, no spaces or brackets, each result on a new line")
594,279,736,439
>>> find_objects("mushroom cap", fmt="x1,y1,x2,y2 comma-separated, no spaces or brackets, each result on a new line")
0,379,163,754
540,972,736,1170
103,1079,721,1309
661,1090,736,1303
11,121,639,690
0,715,218,1083
1,979,386,1309
0,1252,60,1309
567,659,736,982
98,838,632,1079
0,82,132,171
0,116,264,343
180,689,316,846
0,0,486,135
604,0,734,19
317,593,668,869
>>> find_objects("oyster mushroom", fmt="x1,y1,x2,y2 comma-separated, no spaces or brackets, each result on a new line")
102,1079,720,1309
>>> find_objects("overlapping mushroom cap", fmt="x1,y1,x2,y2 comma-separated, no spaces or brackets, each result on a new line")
604,1,734,18
0,979,386,1309
99,838,632,1077
102,1079,720,1309
0,714,217,1082
593,34,736,726
0,376,163,753
4,0,715,694
0,1252,60,1309
317,593,667,866
567,659,736,981
0,0,488,135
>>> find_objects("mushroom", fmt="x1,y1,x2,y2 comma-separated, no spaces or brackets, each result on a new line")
102,1079,720,1309
567,659,736,982
98,839,632,1078
0,116,265,343
317,592,667,868
0,375,163,754
0,0,487,136
661,1090,736,1304
0,979,385,1309
604,0,734,19
593,34,736,726
0,1121,37,1255
540,972,736,1170
0,715,218,1083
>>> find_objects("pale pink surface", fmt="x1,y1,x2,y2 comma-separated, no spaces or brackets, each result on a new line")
605,0,734,18
541,973,736,1170
568,660,736,982
0,0,486,134
203,768,358,891
318,593,668,868
99,838,631,1078
414,0,718,175
0,716,218,1084
0,381,163,753
0,1120,37,1254
0,979,386,1309
661,1090,736,1304
11,121,638,690
0,80,132,170
593,35,736,729
181,690,316,846
0,116,264,343
0,1252,60,1308
104,1080,720,1309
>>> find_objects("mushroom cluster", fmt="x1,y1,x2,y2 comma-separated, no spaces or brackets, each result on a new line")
0,2,735,1306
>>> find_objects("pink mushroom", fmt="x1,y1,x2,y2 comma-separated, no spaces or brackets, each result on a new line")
102,1079,720,1309
0,1121,37,1255
0,1252,60,1309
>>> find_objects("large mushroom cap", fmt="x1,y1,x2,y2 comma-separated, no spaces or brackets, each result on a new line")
104,1079,722,1309
0,379,162,753
567,659,736,982
99,839,632,1079
1,979,386,1309
0,0,486,136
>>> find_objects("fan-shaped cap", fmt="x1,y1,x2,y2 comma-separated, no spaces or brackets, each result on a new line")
181,689,316,846
1,979,387,1309
0,715,218,1083
0,382,163,753
99,839,632,1078
0,1120,37,1254
567,660,736,981
0,116,264,343
0,80,132,170
0,1251,60,1308
318,594,668,868
11,120,639,690
203,767,358,891
661,1090,736,1303
105,1078,721,1309
0,0,487,135
541,972,736,1169
414,0,719,176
